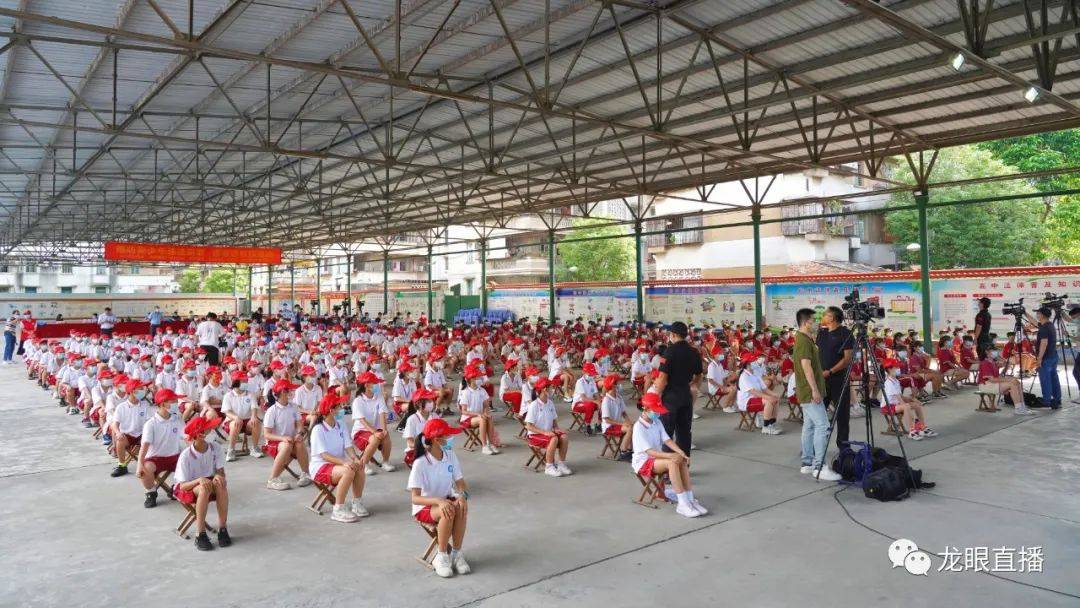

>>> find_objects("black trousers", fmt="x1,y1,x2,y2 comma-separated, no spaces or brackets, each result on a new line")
825,376,851,448
660,387,694,455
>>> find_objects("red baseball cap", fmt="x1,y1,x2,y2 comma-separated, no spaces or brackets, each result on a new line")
411,388,437,403
300,365,317,376
881,358,901,370
640,392,668,414
602,373,621,391
422,418,462,440
534,377,551,391
184,416,222,438
273,378,298,393
582,362,598,377
153,388,182,405
357,371,381,385
318,393,345,416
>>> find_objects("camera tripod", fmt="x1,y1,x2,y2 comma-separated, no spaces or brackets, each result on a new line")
1048,300,1074,400
816,319,916,489
1005,311,1040,395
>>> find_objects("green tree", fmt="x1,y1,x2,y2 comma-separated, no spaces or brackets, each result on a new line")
555,218,634,281
203,268,248,294
177,267,201,293
885,145,1046,268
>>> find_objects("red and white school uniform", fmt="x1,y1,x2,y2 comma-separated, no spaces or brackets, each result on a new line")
631,415,669,477
155,370,178,391
499,371,523,413
406,448,464,524
221,389,255,434
400,410,429,467
114,398,151,445
737,370,766,413
881,375,904,415
141,412,183,472
600,392,627,436
977,359,1003,387
350,394,387,450
200,382,226,415
523,397,562,448
572,375,599,424
458,385,487,424
173,442,224,504
309,421,349,485
294,383,323,414
263,401,301,457
392,376,417,415
706,360,728,394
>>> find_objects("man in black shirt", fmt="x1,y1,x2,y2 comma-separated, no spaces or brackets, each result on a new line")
973,297,993,360
654,321,703,455
816,306,855,447
1027,306,1060,408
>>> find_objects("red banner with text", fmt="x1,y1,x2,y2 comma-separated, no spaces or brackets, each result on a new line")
104,242,281,265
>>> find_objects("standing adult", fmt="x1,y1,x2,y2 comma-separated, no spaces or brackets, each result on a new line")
973,297,994,360
1069,304,1080,404
196,312,226,367
17,309,34,357
652,321,702,455
146,305,164,338
99,307,118,338
796,308,841,481
1027,306,1061,409
292,304,304,334
2,313,18,365
816,306,854,448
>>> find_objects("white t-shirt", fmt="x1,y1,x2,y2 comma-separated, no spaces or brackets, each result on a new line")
141,412,183,458
458,385,487,415
294,383,323,412
573,376,598,403
351,394,387,434
883,375,903,403
707,360,728,389
499,372,522,399
406,448,463,515
175,442,224,483
263,402,300,438
114,400,150,436
737,371,765,412
600,392,626,431
200,382,226,408
402,411,429,444
524,397,557,434
392,377,416,402
195,320,224,347
222,389,254,420
631,416,670,472
309,421,349,476
424,368,445,390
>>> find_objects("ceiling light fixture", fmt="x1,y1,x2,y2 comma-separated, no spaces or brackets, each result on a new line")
1024,86,1040,103
950,52,965,71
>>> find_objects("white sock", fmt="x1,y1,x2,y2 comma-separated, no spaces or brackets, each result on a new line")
557,461,566,466
676,492,690,507
686,490,695,502
451,547,460,558
438,550,449,559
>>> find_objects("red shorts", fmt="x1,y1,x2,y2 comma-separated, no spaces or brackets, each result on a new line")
415,505,436,524
264,439,282,457
173,480,216,505
637,456,656,478
403,449,415,468
223,418,252,434
460,414,477,426
146,454,179,473
527,432,561,448
313,463,335,486
603,424,623,437
746,397,764,413
352,430,375,451
881,404,898,416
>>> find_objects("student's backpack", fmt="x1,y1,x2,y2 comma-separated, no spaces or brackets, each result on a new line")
881,455,935,489
1003,391,1044,407
832,441,875,484
863,467,910,502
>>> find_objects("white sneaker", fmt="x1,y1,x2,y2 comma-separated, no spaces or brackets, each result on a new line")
850,404,866,418
562,396,572,403
556,462,572,476
225,449,237,462
297,473,313,487
481,444,496,455
908,431,924,441
252,446,264,459
676,502,702,518
1015,407,1035,416
690,499,708,515
761,425,782,435
544,464,563,477
722,406,737,414
380,461,396,472
754,413,763,428
365,464,377,475
350,499,370,518
266,477,291,491
452,552,472,575
799,465,813,474
433,552,454,578
813,467,843,482
331,504,359,523
692,413,702,420
490,445,500,454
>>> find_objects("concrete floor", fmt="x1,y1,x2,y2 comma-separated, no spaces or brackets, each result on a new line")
1,363,1079,608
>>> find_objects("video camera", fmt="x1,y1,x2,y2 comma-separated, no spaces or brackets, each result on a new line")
1001,298,1025,317
842,288,885,323
1040,292,1068,311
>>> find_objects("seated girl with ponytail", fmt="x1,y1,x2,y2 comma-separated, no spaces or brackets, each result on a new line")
263,378,313,491
308,393,369,523
407,418,471,578
351,371,396,475
400,388,437,468
633,393,706,518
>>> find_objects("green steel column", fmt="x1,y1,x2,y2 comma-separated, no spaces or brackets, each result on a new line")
752,207,763,329
247,266,253,315
289,262,295,308
479,238,487,316
315,258,321,315
916,190,933,351
426,245,433,321
382,251,389,316
267,264,273,316
634,220,644,322
231,267,237,315
547,229,556,324
346,254,352,311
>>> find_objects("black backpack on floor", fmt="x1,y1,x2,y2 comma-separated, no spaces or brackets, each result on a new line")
863,467,910,501
880,455,934,489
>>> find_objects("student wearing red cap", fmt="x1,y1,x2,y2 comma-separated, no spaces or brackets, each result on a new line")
199,367,226,420
351,371,396,474
572,362,601,435
309,393,369,523
222,371,262,461
599,373,634,461
460,365,498,455
548,347,574,402
736,351,780,433
136,388,185,508
401,388,437,468
524,377,571,477
705,344,737,413
880,358,937,441
498,358,523,415
264,379,313,490
977,348,1031,415
407,418,470,578
110,378,151,477
633,393,705,518
174,416,230,551
392,360,419,418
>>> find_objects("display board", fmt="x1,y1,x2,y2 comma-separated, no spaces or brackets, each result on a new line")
0,294,238,321
489,289,550,320
933,274,1080,336
556,287,637,322
765,281,922,333
645,284,756,326
393,290,445,319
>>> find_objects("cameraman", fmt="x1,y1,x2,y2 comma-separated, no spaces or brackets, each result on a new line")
1070,304,1080,404
1025,306,1060,409
816,306,855,448
973,297,993,360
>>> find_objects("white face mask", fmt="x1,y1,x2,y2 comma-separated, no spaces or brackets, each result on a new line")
185,371,196,379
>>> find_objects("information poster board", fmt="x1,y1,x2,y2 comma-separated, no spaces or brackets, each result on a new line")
489,289,550,320
645,284,756,326
0,294,238,321
393,290,444,319
933,274,1080,336
556,287,637,322
765,281,922,333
